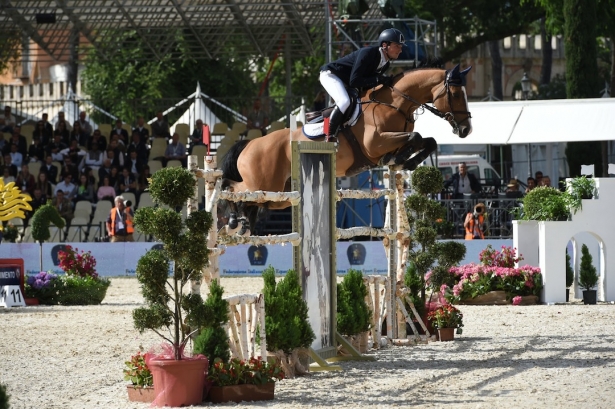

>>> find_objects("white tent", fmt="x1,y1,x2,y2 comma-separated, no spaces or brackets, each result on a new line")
413,97,615,181
163,83,245,135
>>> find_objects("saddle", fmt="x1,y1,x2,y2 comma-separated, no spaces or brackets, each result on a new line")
305,88,360,124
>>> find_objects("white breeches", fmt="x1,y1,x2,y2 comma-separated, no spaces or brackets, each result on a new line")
319,70,351,114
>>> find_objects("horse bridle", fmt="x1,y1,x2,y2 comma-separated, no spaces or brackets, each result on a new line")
368,74,472,134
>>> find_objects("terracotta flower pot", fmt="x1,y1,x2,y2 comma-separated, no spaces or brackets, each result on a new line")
126,385,156,403
149,356,208,407
437,327,455,342
208,383,275,403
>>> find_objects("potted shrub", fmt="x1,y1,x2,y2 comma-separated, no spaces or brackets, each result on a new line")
566,176,596,214
520,186,569,221
337,269,371,352
262,266,315,378
578,244,599,305
1,222,19,243
207,357,284,403
30,202,65,270
426,304,463,341
566,249,574,302
132,167,213,407
124,350,155,403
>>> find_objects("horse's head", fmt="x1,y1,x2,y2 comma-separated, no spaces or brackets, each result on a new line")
433,64,473,138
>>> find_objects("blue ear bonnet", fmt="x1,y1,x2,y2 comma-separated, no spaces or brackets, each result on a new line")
446,64,472,86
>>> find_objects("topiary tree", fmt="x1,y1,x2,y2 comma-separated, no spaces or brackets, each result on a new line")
578,244,598,291
262,266,315,377
192,279,230,367
30,202,66,271
132,167,213,360
337,269,371,337
566,249,575,288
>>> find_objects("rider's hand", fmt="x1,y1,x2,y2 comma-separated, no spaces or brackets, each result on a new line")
378,75,394,87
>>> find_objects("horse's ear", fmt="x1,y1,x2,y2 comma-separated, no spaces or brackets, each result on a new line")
460,66,472,76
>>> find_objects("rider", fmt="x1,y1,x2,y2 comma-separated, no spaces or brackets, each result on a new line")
319,28,405,142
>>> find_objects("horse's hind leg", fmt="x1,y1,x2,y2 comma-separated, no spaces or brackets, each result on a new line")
403,137,437,171
378,132,423,169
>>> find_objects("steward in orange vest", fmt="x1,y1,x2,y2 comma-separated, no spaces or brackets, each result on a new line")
464,203,485,240
106,195,134,242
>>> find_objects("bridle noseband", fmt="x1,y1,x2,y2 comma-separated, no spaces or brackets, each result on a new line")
368,73,472,134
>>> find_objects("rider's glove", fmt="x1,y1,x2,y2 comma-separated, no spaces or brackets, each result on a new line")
378,75,394,87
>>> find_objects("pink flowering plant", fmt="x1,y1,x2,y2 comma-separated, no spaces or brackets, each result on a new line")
57,245,98,278
440,245,543,304
207,357,285,387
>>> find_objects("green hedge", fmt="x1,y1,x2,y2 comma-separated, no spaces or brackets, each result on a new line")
25,275,110,306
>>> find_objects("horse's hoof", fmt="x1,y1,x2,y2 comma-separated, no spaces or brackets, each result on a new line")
228,213,238,229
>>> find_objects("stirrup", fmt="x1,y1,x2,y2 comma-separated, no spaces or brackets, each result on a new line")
325,135,338,143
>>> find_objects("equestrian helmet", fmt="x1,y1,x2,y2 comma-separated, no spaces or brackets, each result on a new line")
378,28,405,46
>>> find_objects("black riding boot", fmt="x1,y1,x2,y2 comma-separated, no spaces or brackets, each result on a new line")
326,107,344,143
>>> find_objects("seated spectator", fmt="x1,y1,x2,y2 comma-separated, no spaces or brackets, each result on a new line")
33,120,52,147
98,158,113,188
54,111,72,132
119,167,137,195
107,142,125,169
51,189,74,224
28,136,46,163
110,133,126,154
73,174,95,205
40,155,59,183
151,111,170,139
15,164,36,195
526,177,537,193
97,176,117,203
1,154,17,178
189,119,205,153
133,116,150,141
70,121,89,148
126,149,144,178
108,165,120,189
61,139,86,169
41,113,54,140
505,179,524,198
81,141,106,173
1,105,17,133
27,188,47,222
164,132,187,167
47,132,68,162
36,172,54,198
111,119,129,143
5,126,28,157
56,120,71,145
2,167,15,184
54,173,76,199
87,129,108,151
127,131,149,164
539,175,552,187
60,155,79,182
9,143,23,168
77,111,93,137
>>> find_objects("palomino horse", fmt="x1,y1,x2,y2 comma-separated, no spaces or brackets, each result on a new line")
220,64,472,229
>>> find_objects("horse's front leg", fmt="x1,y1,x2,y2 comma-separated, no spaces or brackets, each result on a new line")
377,132,424,169
402,137,437,171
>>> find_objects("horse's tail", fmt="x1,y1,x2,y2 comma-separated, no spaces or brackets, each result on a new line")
220,139,249,188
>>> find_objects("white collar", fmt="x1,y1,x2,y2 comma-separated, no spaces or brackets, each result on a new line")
377,48,388,70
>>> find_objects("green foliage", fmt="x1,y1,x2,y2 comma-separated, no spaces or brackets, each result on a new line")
25,273,110,305
534,73,567,99
262,266,315,353
407,0,542,60
565,176,596,213
147,167,196,210
564,0,602,99
207,357,284,386
337,270,371,336
566,249,575,288
411,166,443,195
132,167,212,360
30,202,66,243
520,186,569,221
0,382,8,409
81,30,175,123
404,261,425,317
192,280,230,366
0,30,21,75
123,351,153,387
578,244,598,290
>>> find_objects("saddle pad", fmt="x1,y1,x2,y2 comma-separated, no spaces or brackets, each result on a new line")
302,104,361,140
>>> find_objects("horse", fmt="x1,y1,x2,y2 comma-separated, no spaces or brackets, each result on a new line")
219,64,472,230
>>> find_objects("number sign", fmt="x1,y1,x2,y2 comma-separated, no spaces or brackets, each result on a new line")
0,285,26,307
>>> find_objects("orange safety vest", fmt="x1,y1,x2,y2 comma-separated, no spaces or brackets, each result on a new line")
109,206,134,236
465,213,484,240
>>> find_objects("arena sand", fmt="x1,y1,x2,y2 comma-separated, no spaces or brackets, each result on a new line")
1,277,615,409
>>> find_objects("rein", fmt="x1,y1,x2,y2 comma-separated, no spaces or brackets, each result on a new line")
368,74,472,134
